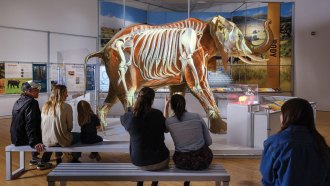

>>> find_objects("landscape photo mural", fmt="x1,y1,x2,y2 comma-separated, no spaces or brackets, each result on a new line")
231,2,293,92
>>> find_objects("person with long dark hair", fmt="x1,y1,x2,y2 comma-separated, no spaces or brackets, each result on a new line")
120,87,169,186
260,98,330,186
164,94,213,186
77,100,103,161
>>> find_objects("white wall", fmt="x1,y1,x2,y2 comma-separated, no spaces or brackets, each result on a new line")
293,0,330,111
0,0,98,36
0,0,98,116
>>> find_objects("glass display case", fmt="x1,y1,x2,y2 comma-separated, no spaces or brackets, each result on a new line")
227,84,259,105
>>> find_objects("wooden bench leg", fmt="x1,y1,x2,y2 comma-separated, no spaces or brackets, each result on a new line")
6,151,26,180
60,181,67,186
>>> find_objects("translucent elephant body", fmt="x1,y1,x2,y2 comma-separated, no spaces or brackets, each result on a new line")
85,16,273,133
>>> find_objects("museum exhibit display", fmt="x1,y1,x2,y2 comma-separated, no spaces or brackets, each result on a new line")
0,0,295,155
227,94,316,148
87,0,282,133
227,84,260,147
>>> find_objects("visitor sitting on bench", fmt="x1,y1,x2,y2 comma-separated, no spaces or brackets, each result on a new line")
77,100,103,161
10,81,53,170
121,87,169,186
164,94,213,186
41,84,81,167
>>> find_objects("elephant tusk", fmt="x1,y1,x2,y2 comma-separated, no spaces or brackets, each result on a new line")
238,56,254,64
246,53,269,62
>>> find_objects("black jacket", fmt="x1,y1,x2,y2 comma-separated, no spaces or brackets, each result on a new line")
80,114,103,144
120,108,169,166
10,95,42,148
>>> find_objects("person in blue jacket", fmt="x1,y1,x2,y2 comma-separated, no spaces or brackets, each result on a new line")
260,98,330,186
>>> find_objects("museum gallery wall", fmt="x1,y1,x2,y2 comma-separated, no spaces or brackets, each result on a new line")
0,62,95,95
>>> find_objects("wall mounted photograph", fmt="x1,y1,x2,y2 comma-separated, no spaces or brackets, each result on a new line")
0,63,5,94
65,64,85,92
86,64,95,90
5,63,32,94
32,64,47,92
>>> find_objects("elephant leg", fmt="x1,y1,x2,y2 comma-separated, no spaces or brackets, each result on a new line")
114,39,129,93
99,84,119,131
199,73,227,133
117,87,137,111
183,63,226,134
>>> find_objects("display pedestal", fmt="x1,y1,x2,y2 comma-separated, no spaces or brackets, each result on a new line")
252,109,281,148
227,103,259,147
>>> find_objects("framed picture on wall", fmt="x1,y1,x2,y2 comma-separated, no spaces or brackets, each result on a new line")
5,62,32,94
33,64,47,92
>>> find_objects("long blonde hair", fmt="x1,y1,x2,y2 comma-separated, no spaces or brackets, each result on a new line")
77,100,94,126
42,84,67,116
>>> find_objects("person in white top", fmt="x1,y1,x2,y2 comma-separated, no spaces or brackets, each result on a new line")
40,85,81,168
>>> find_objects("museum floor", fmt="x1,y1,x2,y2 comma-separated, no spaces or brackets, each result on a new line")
1,111,329,186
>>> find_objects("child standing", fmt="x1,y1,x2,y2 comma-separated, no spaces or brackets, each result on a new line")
77,100,103,161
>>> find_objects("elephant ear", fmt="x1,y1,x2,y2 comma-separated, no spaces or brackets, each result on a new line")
209,16,224,48
209,16,224,38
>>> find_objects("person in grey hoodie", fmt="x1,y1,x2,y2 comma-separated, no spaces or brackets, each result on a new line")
164,94,213,186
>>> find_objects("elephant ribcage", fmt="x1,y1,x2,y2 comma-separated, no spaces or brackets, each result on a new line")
131,28,183,80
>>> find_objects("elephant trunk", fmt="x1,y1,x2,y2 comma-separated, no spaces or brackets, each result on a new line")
246,20,274,55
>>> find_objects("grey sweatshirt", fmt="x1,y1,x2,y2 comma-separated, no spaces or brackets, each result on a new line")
165,112,212,152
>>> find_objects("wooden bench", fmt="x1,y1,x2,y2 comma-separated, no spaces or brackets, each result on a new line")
5,141,129,180
47,163,230,186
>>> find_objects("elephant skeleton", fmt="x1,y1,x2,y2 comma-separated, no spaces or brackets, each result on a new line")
85,16,273,133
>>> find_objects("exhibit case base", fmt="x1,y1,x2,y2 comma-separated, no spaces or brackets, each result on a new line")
95,117,263,157
226,97,317,150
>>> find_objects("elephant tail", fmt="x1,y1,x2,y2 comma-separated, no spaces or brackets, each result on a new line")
84,49,104,96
